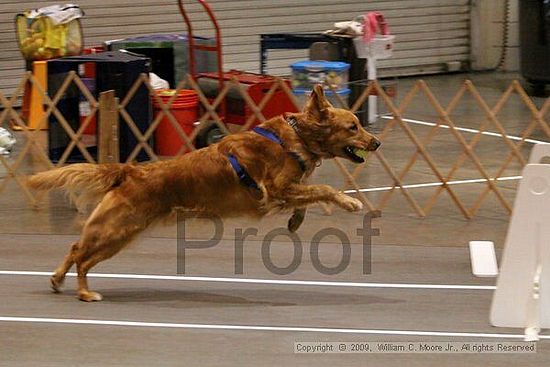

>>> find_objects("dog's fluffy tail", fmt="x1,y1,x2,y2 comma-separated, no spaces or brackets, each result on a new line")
27,163,130,201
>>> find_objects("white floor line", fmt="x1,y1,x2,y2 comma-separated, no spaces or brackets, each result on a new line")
380,115,549,145
343,175,522,194
0,316,546,339
0,270,495,291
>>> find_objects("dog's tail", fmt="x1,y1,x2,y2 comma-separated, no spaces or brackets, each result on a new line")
27,163,131,200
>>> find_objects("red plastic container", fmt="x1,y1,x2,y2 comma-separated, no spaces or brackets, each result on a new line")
197,70,298,128
153,89,199,156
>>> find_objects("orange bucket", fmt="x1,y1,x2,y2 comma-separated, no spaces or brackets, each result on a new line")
153,89,199,156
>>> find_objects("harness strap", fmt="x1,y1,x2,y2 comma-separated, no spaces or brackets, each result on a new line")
252,126,283,145
252,126,307,172
227,154,259,190
287,152,307,172
228,125,308,190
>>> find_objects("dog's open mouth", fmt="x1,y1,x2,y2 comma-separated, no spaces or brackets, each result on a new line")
344,146,368,163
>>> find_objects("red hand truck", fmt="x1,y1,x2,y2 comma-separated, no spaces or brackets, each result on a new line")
177,0,298,147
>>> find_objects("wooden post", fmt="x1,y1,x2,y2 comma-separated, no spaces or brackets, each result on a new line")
98,90,119,164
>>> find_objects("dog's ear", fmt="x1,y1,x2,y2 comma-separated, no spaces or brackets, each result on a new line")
303,85,333,121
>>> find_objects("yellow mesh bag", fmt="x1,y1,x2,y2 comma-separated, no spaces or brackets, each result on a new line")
15,4,83,61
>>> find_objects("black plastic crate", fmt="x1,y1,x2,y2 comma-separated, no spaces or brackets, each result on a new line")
47,51,152,163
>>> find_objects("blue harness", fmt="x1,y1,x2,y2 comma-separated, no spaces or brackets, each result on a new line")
227,153,259,190
228,126,307,190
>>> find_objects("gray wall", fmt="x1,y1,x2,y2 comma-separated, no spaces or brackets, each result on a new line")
1,0,476,97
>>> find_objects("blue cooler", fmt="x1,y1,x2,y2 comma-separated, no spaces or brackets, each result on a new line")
293,88,351,108
290,60,350,90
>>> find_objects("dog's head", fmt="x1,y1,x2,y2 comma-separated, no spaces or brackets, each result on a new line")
290,85,381,163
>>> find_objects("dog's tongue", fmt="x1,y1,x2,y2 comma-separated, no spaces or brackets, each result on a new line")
353,147,368,158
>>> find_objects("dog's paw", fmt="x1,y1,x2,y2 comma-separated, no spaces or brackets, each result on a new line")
78,291,103,302
287,209,306,232
339,195,363,212
50,275,64,293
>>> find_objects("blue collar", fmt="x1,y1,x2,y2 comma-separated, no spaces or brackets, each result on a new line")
252,126,307,172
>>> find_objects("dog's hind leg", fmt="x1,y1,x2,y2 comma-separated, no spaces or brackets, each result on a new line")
75,250,112,302
75,226,146,302
71,191,150,302
75,223,145,301
50,241,79,293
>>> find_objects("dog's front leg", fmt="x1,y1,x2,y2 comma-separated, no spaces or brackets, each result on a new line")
288,207,306,232
275,184,363,212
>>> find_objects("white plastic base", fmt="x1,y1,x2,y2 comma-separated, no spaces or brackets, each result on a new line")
469,241,498,278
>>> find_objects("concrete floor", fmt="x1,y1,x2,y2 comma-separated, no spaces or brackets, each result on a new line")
1,71,549,366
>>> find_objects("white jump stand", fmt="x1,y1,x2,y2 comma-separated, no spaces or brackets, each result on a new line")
366,57,377,124
354,35,394,124
490,143,550,341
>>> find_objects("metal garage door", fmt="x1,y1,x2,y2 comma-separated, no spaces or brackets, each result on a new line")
0,0,470,97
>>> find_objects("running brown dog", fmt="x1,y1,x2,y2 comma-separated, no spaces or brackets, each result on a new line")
27,85,380,302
